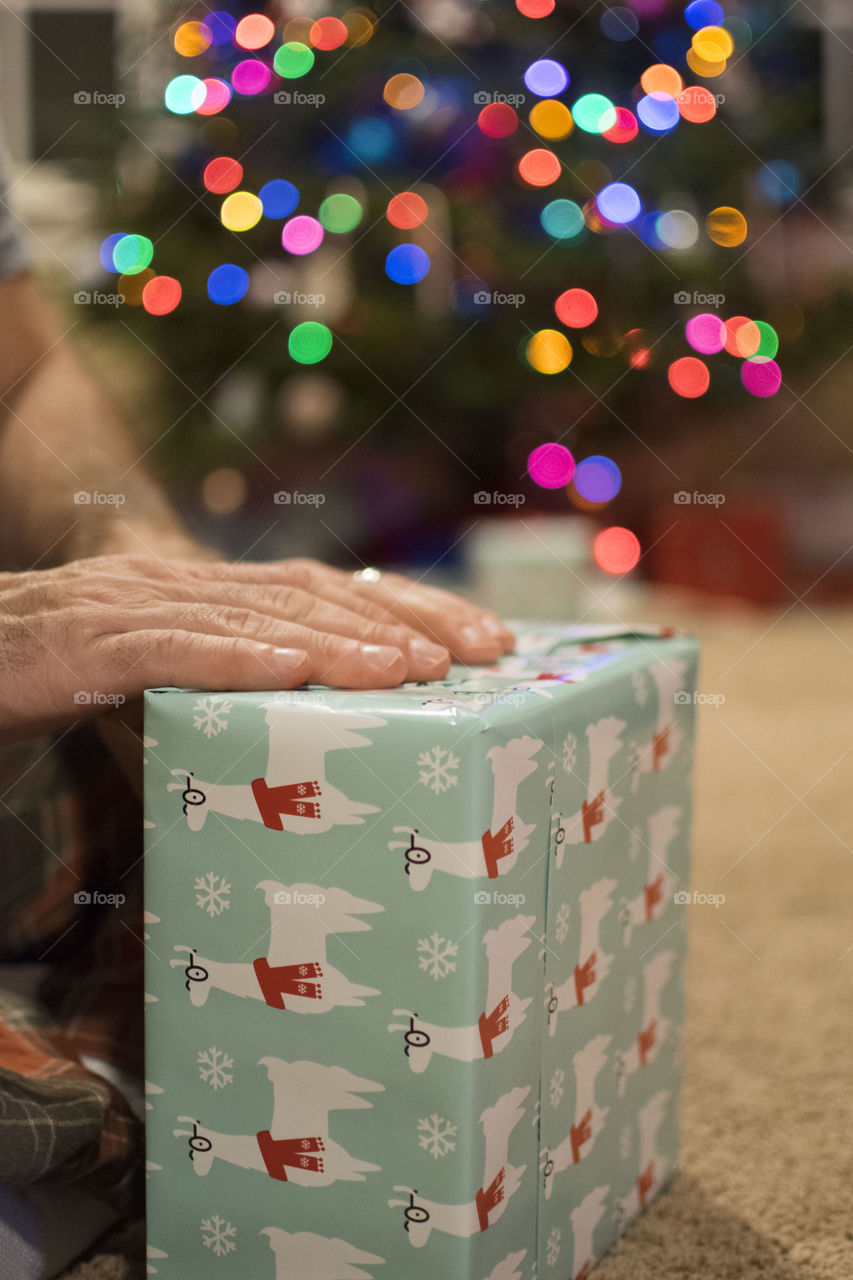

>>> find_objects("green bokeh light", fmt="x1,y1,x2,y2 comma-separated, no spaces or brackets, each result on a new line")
288,321,333,364
273,42,315,79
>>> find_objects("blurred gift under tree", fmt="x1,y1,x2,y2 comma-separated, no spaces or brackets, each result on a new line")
77,0,850,574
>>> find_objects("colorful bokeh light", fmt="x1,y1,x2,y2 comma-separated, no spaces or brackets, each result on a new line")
523,59,569,98
668,355,710,397
602,107,638,143
640,64,683,96
164,75,206,114
540,199,585,240
207,264,249,305
232,59,271,95
572,94,617,133
259,179,300,219
310,17,348,50
142,275,182,316
204,156,243,194
637,92,681,133
528,441,575,486
113,234,154,274
282,215,325,255
597,182,641,224
387,192,429,229
525,330,573,374
234,14,275,50
273,42,315,78
574,455,622,503
385,244,431,284
555,288,598,328
685,311,726,353
594,526,640,574
221,191,263,232
706,206,748,247
518,148,561,187
319,193,364,232
677,85,717,122
174,21,211,57
383,73,425,110
741,357,781,397
477,103,519,138
289,321,334,364
600,6,639,40
529,99,573,140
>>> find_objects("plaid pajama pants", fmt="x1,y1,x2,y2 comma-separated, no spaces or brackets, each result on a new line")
0,727,144,1212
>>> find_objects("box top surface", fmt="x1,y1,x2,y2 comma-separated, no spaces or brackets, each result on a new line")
145,621,696,726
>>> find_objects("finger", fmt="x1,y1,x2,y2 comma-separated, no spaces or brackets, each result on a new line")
171,558,515,655
101,630,312,694
103,617,409,690
347,572,511,662
109,599,450,683
167,587,450,680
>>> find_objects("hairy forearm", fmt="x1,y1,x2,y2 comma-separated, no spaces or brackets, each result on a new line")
0,279,199,567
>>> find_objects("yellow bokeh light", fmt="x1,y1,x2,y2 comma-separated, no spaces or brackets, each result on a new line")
344,8,376,45
529,99,574,140
706,205,748,246
526,329,572,374
383,73,425,110
686,47,727,78
693,25,734,57
640,63,684,97
221,191,263,232
174,20,211,57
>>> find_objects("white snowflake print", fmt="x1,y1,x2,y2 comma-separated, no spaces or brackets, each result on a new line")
555,902,571,945
417,932,458,980
632,668,649,706
546,1226,562,1268
618,1123,633,1161
198,1046,234,1090
418,1113,457,1158
193,695,233,739
549,1067,565,1108
201,1215,236,1257
417,745,460,795
622,975,638,1014
561,731,578,774
195,871,231,918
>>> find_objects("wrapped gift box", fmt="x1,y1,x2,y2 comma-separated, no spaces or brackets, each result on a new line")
143,622,698,1280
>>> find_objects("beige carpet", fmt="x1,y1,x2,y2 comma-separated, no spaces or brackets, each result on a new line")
61,604,853,1279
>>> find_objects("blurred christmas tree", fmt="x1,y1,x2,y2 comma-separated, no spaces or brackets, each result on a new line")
81,0,847,567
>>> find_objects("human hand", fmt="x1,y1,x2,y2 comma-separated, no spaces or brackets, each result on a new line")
0,554,514,741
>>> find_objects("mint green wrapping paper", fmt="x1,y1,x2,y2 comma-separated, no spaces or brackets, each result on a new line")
143,622,698,1279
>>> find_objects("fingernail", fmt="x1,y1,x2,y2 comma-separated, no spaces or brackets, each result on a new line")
460,623,494,646
480,616,505,636
408,637,450,665
359,643,404,670
272,646,308,670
